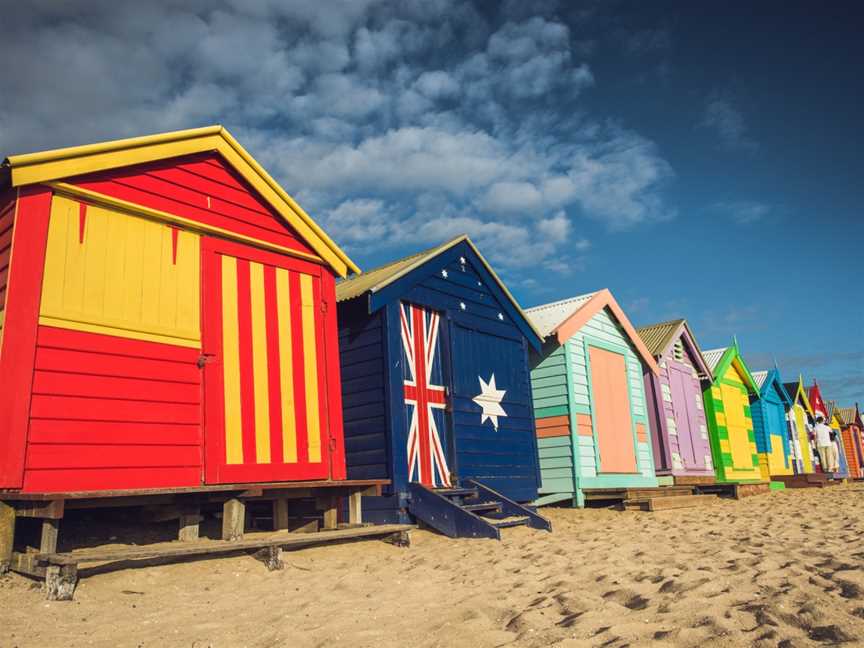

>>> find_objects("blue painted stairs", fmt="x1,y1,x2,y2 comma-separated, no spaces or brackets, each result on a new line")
407,479,552,540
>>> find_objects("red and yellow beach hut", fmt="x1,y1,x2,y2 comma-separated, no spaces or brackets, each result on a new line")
0,126,360,494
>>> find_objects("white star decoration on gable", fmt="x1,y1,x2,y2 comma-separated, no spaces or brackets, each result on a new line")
473,374,507,430
441,269,448,278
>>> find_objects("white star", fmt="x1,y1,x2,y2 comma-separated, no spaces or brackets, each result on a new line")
497,313,504,320
459,256,466,265
441,269,448,278
473,374,507,430
459,302,466,310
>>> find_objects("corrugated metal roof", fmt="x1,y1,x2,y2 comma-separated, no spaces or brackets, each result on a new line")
335,237,459,303
826,400,838,421
837,407,857,425
702,347,729,372
635,319,685,357
751,370,769,389
524,292,596,338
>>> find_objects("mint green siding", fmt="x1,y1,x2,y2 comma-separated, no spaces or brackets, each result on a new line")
530,306,658,506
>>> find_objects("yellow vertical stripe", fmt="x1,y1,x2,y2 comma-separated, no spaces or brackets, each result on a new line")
299,274,321,463
221,256,243,464
275,268,297,463
249,262,271,464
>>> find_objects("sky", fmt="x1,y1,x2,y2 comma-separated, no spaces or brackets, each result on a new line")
1,0,861,402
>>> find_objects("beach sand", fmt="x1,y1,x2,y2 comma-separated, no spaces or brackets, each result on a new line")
2,485,864,647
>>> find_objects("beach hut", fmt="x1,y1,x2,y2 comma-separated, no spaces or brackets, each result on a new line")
335,236,551,538
749,369,795,485
836,404,864,479
701,343,763,483
636,319,715,485
525,290,660,507
826,400,850,479
809,383,849,478
0,128,408,583
783,376,819,474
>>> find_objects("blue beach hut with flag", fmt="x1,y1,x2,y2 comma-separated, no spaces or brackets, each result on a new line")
335,235,551,539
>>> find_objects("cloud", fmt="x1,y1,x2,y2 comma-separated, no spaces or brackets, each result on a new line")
699,92,758,153
0,1,676,276
709,200,773,225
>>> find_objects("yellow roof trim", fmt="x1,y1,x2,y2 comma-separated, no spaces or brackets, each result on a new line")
5,126,359,277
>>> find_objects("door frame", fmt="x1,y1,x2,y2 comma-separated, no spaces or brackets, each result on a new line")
200,236,334,484
583,336,640,475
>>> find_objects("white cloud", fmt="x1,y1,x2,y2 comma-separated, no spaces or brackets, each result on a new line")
700,92,758,153
709,201,773,225
0,1,676,277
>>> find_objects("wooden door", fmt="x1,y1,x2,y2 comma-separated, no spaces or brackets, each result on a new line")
589,346,637,473
202,238,331,484
399,302,451,487
668,364,699,468
720,382,752,469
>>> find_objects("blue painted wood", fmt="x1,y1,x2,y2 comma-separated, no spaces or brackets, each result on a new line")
407,483,500,539
465,479,551,531
338,240,543,520
368,240,542,350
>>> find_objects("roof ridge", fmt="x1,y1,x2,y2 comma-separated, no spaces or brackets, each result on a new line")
635,317,685,332
524,291,597,313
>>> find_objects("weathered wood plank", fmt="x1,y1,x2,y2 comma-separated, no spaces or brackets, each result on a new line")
39,524,416,566
222,498,245,541
272,499,290,531
40,519,60,554
178,506,201,542
13,499,65,519
348,492,362,525
0,501,14,574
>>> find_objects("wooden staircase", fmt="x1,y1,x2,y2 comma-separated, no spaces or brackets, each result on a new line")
771,473,832,489
408,479,552,540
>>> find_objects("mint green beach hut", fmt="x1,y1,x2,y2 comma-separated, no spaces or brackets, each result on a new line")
525,290,661,507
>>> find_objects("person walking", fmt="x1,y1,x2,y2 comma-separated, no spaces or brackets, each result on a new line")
813,416,839,473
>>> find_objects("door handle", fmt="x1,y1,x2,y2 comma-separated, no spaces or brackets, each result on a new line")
197,354,216,369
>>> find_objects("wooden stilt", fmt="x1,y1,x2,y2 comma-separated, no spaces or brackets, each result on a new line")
321,497,338,531
45,564,78,601
178,506,201,542
263,545,283,571
348,491,363,526
0,501,15,575
222,499,245,541
273,499,289,531
40,519,60,554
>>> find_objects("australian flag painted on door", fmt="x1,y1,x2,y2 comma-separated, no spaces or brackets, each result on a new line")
335,236,544,523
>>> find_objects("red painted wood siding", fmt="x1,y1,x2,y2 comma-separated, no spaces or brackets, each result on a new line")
0,192,15,322
69,153,317,259
22,326,202,492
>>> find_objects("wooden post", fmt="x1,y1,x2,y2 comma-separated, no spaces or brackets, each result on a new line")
178,506,201,542
348,491,363,526
273,499,289,531
45,564,78,601
222,499,245,541
0,501,14,574
40,519,60,554
264,545,283,571
322,497,338,531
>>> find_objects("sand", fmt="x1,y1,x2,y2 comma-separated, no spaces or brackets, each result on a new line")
3,485,864,647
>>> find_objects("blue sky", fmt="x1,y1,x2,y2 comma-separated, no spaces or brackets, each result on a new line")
1,1,861,401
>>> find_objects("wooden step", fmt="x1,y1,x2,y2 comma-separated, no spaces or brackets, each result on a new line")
492,517,529,529
624,494,719,512
463,502,502,514
434,488,479,499
583,486,694,502
673,475,716,486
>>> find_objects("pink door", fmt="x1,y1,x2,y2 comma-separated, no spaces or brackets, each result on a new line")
589,346,637,473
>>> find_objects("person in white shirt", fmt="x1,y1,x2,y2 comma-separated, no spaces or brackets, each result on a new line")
813,416,839,473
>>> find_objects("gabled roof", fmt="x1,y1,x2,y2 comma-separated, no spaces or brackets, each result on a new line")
2,125,359,277
525,289,659,375
702,342,760,395
784,377,816,416
826,400,840,423
336,235,543,349
636,318,713,379
837,407,857,426
751,368,793,405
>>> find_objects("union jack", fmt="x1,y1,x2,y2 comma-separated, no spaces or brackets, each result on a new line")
400,302,451,487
